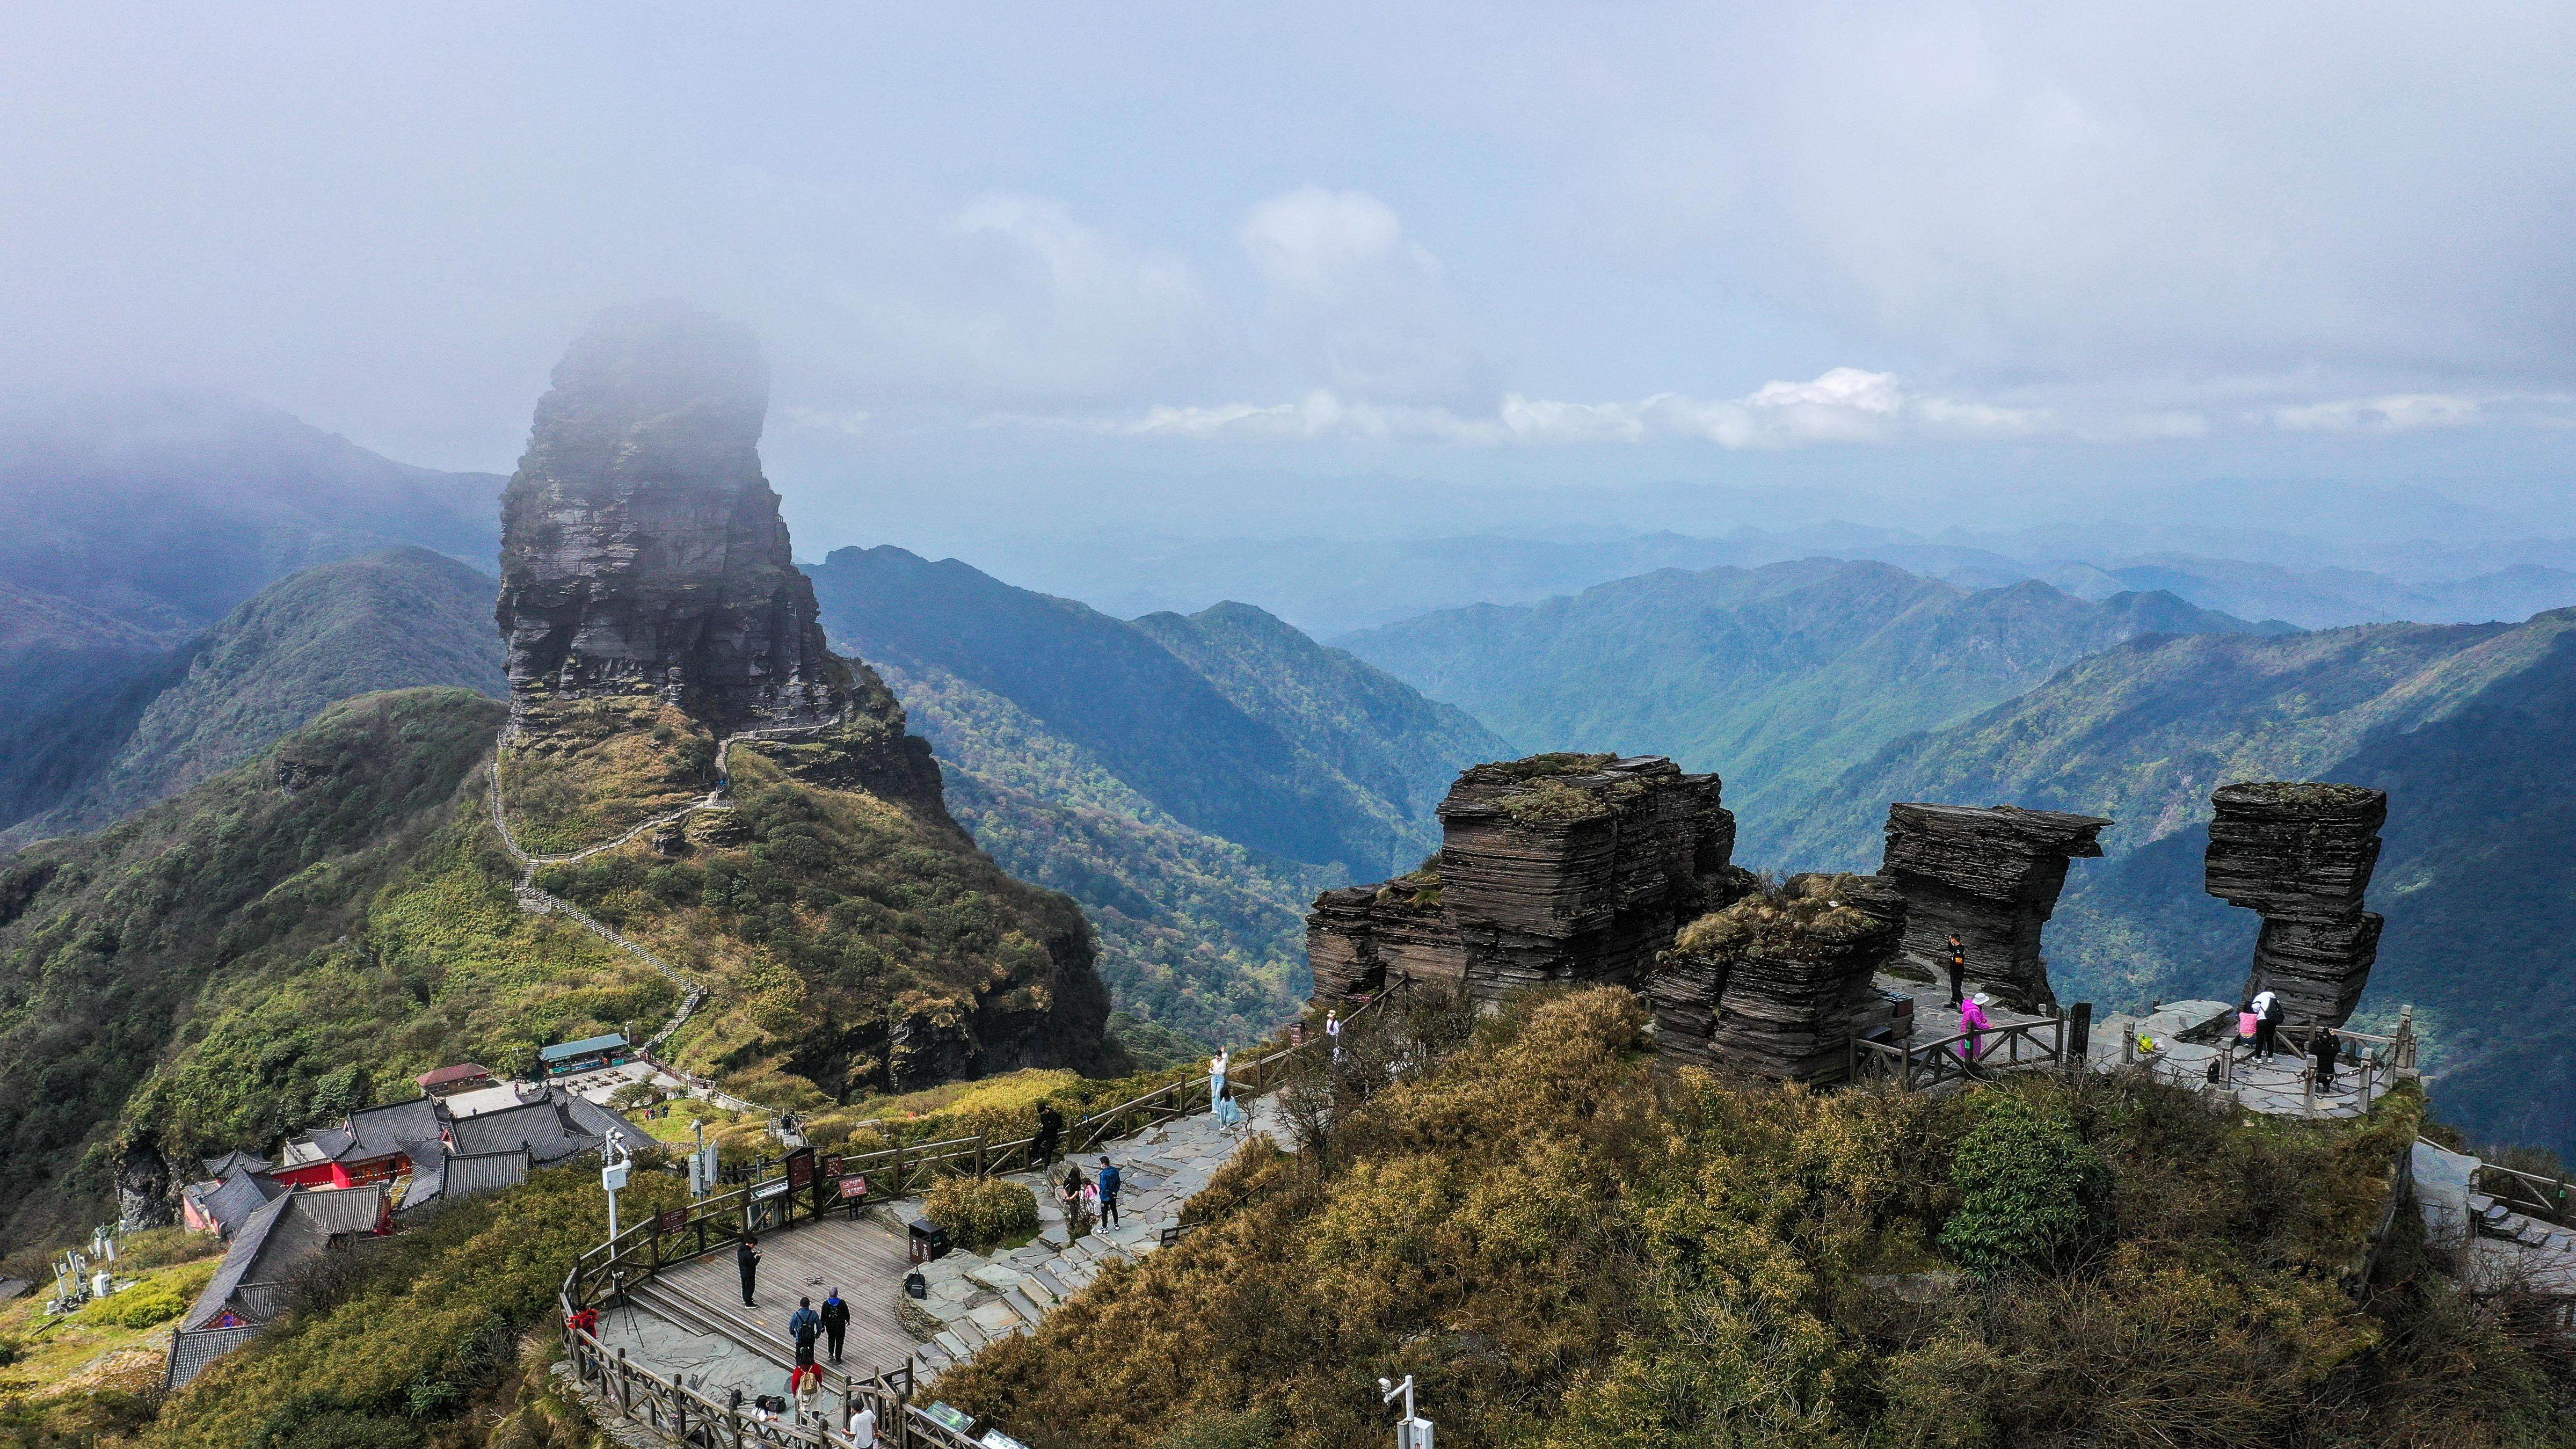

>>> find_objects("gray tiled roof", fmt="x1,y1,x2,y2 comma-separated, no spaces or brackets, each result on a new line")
0,1277,31,1302
446,1099,583,1162
340,1097,443,1163
199,1170,286,1236
180,1185,388,1334
201,1149,273,1178
164,1324,261,1390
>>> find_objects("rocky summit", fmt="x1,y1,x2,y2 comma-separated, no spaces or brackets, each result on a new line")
2205,780,2388,1028
1309,752,1741,1004
495,303,848,734
1879,802,2111,1011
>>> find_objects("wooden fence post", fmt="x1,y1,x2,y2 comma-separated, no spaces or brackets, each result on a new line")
2066,1003,2092,1079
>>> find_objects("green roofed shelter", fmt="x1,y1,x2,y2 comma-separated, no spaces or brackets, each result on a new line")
539,1032,630,1074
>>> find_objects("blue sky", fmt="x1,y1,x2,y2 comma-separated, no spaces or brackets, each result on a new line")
4,2,2571,552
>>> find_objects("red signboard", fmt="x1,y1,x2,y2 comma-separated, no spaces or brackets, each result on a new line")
823,1155,842,1177
656,1208,687,1234
836,1175,869,1200
786,1149,816,1188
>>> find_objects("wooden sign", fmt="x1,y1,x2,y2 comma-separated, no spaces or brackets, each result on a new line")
836,1175,868,1200
785,1147,816,1188
656,1208,687,1234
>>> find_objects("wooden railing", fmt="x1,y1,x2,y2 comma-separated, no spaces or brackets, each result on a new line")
559,978,1421,1444
562,1319,979,1448
1850,1013,2076,1091
2470,1157,2574,1228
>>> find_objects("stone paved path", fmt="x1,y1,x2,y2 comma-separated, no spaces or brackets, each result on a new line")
599,1096,1287,1395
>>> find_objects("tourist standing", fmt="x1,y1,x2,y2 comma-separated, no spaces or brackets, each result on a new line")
820,1288,849,1365
737,1234,761,1307
2312,1026,2341,1088
1946,935,1967,1008
849,1401,879,1447
2252,988,2282,1060
1097,1156,1122,1228
1032,1101,1064,1169
1957,993,1993,1069
1326,1011,1343,1063
1061,1162,1091,1236
2236,1002,2260,1062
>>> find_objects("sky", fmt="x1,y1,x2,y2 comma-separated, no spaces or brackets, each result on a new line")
3,2,2572,556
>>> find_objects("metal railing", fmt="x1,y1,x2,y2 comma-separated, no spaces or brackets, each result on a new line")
558,977,1420,1443
1849,1012,2077,1091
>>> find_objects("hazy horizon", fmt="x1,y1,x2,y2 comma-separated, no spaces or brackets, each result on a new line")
4,3,2570,561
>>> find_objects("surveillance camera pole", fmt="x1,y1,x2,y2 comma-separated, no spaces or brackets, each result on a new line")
601,1127,634,1242
1378,1374,1432,1449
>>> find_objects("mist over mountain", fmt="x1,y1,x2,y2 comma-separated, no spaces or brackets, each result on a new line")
0,390,503,635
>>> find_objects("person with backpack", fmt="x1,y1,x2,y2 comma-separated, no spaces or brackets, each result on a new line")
2252,988,2282,1060
787,1296,820,1371
1060,1162,1092,1236
819,1288,849,1365
737,1234,761,1307
2312,1025,2341,1088
1096,1155,1123,1228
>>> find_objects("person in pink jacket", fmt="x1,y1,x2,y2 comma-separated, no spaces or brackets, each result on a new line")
1956,993,1995,1067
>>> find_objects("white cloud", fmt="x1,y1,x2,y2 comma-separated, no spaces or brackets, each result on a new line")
781,404,871,434
1076,367,2057,448
2271,393,2482,432
1236,186,1486,404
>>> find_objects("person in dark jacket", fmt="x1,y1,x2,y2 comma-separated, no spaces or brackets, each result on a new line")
787,1297,820,1368
819,1289,850,1364
1946,935,1967,1007
737,1235,761,1307
1033,1102,1064,1169
2312,1025,2341,1088
1096,1156,1122,1228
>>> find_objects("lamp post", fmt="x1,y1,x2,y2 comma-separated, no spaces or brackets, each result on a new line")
601,1128,633,1242
1378,1375,1432,1449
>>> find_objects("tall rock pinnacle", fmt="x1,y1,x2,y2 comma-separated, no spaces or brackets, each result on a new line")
495,304,849,732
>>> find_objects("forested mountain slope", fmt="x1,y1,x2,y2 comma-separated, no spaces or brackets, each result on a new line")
809,545,1508,1049
0,547,506,844
1341,558,2281,853
0,580,174,828
1792,610,2576,1157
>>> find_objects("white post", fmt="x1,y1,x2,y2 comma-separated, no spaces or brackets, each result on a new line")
1380,1375,1432,1449
602,1128,633,1242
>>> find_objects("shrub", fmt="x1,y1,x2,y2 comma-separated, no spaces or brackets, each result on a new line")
1937,1097,2109,1275
925,1175,1040,1252
77,1275,200,1329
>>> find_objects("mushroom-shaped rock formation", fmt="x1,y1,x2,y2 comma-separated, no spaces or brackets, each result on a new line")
2204,781,2388,1029
1305,753,1742,1004
1878,803,2112,1012
495,302,851,735
1647,873,1907,1080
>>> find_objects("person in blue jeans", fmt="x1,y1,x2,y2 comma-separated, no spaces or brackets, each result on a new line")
1096,1156,1122,1227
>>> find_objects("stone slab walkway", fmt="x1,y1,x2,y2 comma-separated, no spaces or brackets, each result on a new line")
600,1095,1286,1395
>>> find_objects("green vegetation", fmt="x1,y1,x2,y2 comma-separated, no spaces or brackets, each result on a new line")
1341,558,2277,853
925,1175,1042,1253
940,987,2567,1448
1935,1097,2109,1274
497,693,711,855
143,1162,683,1449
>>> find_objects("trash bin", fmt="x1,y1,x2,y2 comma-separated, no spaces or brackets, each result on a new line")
908,1219,949,1264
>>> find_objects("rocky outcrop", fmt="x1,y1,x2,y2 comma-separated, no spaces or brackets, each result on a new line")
1879,803,2111,1011
1648,873,1906,1080
1307,753,1740,1004
494,303,851,735
2204,781,2388,1028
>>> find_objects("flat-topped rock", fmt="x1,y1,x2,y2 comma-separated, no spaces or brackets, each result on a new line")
2204,782,2388,1028
1309,753,1742,1005
1648,873,1906,1081
1880,802,2111,1012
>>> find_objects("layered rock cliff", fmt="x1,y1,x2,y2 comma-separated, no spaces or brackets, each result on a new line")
1307,753,1741,1004
1879,802,2111,1011
1648,873,1906,1080
495,303,849,735
2204,781,2388,1028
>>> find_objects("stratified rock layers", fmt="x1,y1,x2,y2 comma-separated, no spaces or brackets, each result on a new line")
1879,803,2111,1011
1648,873,1906,1081
1306,754,1738,1004
2204,781,2388,1029
495,303,850,733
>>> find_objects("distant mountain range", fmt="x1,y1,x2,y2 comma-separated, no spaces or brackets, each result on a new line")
806,545,1508,1047
1341,558,2286,853
1791,610,2576,1156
